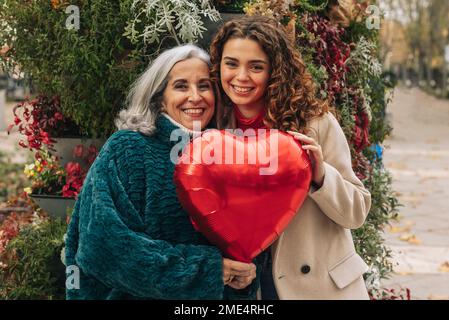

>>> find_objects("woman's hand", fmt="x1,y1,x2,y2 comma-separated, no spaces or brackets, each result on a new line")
287,131,325,188
222,258,256,289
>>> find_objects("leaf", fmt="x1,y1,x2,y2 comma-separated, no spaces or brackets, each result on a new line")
399,233,422,245
404,220,416,227
439,261,449,273
388,225,411,233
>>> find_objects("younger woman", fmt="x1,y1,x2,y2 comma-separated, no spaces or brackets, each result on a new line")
210,15,372,300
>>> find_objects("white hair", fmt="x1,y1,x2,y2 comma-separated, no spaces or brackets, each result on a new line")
115,44,211,135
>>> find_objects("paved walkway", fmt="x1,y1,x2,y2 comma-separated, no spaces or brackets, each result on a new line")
0,98,30,163
380,87,449,300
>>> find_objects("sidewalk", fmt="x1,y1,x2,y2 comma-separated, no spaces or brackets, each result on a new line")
380,87,449,300
0,100,30,163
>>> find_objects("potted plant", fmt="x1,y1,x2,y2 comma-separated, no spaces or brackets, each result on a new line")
22,151,69,218
8,95,105,167
7,96,100,218
21,144,98,219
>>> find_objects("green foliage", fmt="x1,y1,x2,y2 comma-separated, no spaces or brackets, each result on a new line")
353,162,401,284
345,19,378,44
365,75,394,144
337,95,357,138
293,4,400,289
343,28,399,290
0,217,67,300
213,0,248,12
125,0,220,48
305,61,329,99
0,0,145,137
296,0,328,13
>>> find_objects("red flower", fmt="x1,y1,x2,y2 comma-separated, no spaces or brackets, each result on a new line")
9,95,81,154
0,212,34,255
73,144,85,158
86,145,99,165
40,129,52,145
65,162,82,175
62,185,77,198
54,112,63,121
62,161,87,198
352,112,370,153
299,15,351,104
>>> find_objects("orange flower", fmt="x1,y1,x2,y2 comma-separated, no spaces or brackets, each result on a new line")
51,0,66,9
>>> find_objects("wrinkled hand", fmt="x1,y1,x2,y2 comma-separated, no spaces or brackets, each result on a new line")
222,258,256,289
287,131,325,188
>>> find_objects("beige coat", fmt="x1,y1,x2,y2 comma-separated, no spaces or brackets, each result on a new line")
269,112,372,300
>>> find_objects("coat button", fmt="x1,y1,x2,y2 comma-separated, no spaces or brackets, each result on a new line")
301,265,311,274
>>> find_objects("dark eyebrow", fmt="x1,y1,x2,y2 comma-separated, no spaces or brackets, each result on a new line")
172,78,211,86
223,56,268,64
172,79,187,84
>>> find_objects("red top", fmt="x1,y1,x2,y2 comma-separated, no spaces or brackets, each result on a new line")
233,105,266,130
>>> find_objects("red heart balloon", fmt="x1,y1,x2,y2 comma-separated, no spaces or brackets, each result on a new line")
174,129,312,263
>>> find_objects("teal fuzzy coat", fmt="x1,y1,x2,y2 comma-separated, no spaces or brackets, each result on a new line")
65,115,261,299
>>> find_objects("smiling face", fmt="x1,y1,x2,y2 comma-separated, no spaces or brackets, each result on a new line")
162,57,215,130
220,38,270,118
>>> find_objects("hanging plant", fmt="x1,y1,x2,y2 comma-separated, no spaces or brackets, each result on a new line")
244,0,297,38
298,14,351,104
8,95,82,153
124,0,221,49
325,0,372,27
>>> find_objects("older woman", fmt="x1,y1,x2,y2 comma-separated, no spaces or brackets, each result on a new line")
65,44,257,300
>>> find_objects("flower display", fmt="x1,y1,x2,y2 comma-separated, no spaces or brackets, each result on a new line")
8,94,99,200
22,151,66,196
299,14,352,104
0,194,35,256
0,212,33,256
62,162,86,198
22,144,97,199
8,95,81,152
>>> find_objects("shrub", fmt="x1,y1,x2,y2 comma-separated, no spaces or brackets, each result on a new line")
0,0,144,137
0,216,67,299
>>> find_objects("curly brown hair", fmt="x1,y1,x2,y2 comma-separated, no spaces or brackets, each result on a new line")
210,15,330,133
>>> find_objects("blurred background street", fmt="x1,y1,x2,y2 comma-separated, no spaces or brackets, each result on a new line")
381,86,449,299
